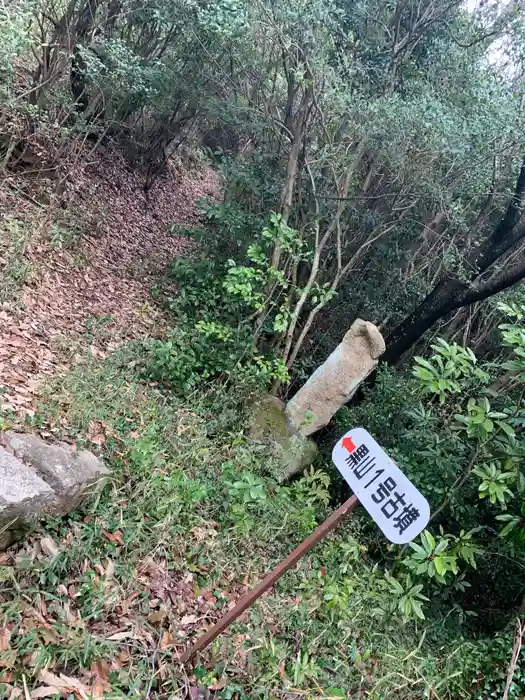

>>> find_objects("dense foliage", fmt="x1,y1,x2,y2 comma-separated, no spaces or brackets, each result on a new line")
4,0,525,364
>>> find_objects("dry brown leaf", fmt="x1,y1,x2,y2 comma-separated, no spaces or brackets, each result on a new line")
38,672,90,699
102,530,124,546
87,420,107,446
0,627,12,652
112,649,131,669
21,652,39,668
8,687,22,699
0,650,16,669
158,662,169,681
180,614,198,626
104,558,115,581
147,606,167,624
5,337,26,348
63,602,78,626
0,149,216,422
38,628,59,645
23,608,48,629
29,686,60,699
107,630,136,641
90,660,111,699
40,537,59,558
159,630,174,650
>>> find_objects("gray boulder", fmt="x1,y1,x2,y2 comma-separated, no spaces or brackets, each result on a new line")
0,447,55,549
0,432,111,549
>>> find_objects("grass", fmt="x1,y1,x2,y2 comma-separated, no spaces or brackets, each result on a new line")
0,351,510,699
0,218,32,304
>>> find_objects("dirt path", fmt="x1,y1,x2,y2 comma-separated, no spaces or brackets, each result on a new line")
0,147,219,416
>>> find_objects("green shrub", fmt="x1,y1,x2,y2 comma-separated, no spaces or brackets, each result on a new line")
141,323,288,396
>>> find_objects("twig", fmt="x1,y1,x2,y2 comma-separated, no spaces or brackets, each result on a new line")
430,446,479,523
22,674,30,700
503,618,524,700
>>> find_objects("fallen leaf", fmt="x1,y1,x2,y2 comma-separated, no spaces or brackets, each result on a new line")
147,606,167,624
87,420,107,446
90,660,111,699
102,530,124,546
5,337,26,347
0,627,12,652
30,687,60,698
104,558,115,581
38,627,59,644
0,649,17,669
179,614,198,626
40,537,59,558
158,662,169,680
159,630,173,650
107,630,136,641
38,672,90,699
200,589,216,607
112,649,131,669
63,602,78,626
21,652,39,668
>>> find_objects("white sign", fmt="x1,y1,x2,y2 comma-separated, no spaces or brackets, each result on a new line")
332,428,430,544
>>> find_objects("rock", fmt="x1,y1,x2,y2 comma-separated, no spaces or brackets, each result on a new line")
249,395,318,480
286,319,385,436
5,432,111,509
0,447,55,549
0,433,111,549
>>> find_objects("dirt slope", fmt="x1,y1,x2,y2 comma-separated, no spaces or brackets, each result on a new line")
0,146,219,416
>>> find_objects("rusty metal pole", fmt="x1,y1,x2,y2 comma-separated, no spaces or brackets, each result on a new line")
181,495,359,663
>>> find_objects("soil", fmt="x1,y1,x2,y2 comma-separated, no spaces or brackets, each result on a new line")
0,146,219,416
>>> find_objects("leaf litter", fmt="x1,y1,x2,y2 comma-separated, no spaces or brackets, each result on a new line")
0,145,229,697
0,144,219,418
0,498,247,697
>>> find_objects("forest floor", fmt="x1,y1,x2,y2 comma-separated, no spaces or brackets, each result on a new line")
0,148,457,700
0,146,218,418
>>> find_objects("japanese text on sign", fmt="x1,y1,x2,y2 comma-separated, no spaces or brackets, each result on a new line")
332,428,430,544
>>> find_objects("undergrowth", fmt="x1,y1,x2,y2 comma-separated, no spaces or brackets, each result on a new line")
1,218,31,304
0,351,516,699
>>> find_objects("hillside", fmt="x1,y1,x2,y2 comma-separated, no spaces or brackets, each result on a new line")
1,1,525,698
1,146,218,416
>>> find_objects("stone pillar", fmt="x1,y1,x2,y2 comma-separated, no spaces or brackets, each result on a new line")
285,319,385,436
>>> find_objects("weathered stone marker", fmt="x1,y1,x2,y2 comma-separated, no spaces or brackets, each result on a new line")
286,319,385,436
0,432,110,549
249,395,318,480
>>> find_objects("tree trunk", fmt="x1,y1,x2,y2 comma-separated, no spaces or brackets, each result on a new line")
383,276,467,364
383,156,525,364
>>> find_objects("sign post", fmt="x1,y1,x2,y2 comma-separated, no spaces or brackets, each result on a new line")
181,428,429,663
332,428,429,544
180,495,359,662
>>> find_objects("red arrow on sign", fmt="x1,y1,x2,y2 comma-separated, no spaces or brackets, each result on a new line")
342,437,356,453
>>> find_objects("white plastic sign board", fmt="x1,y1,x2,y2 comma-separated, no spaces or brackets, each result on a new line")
332,428,430,544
